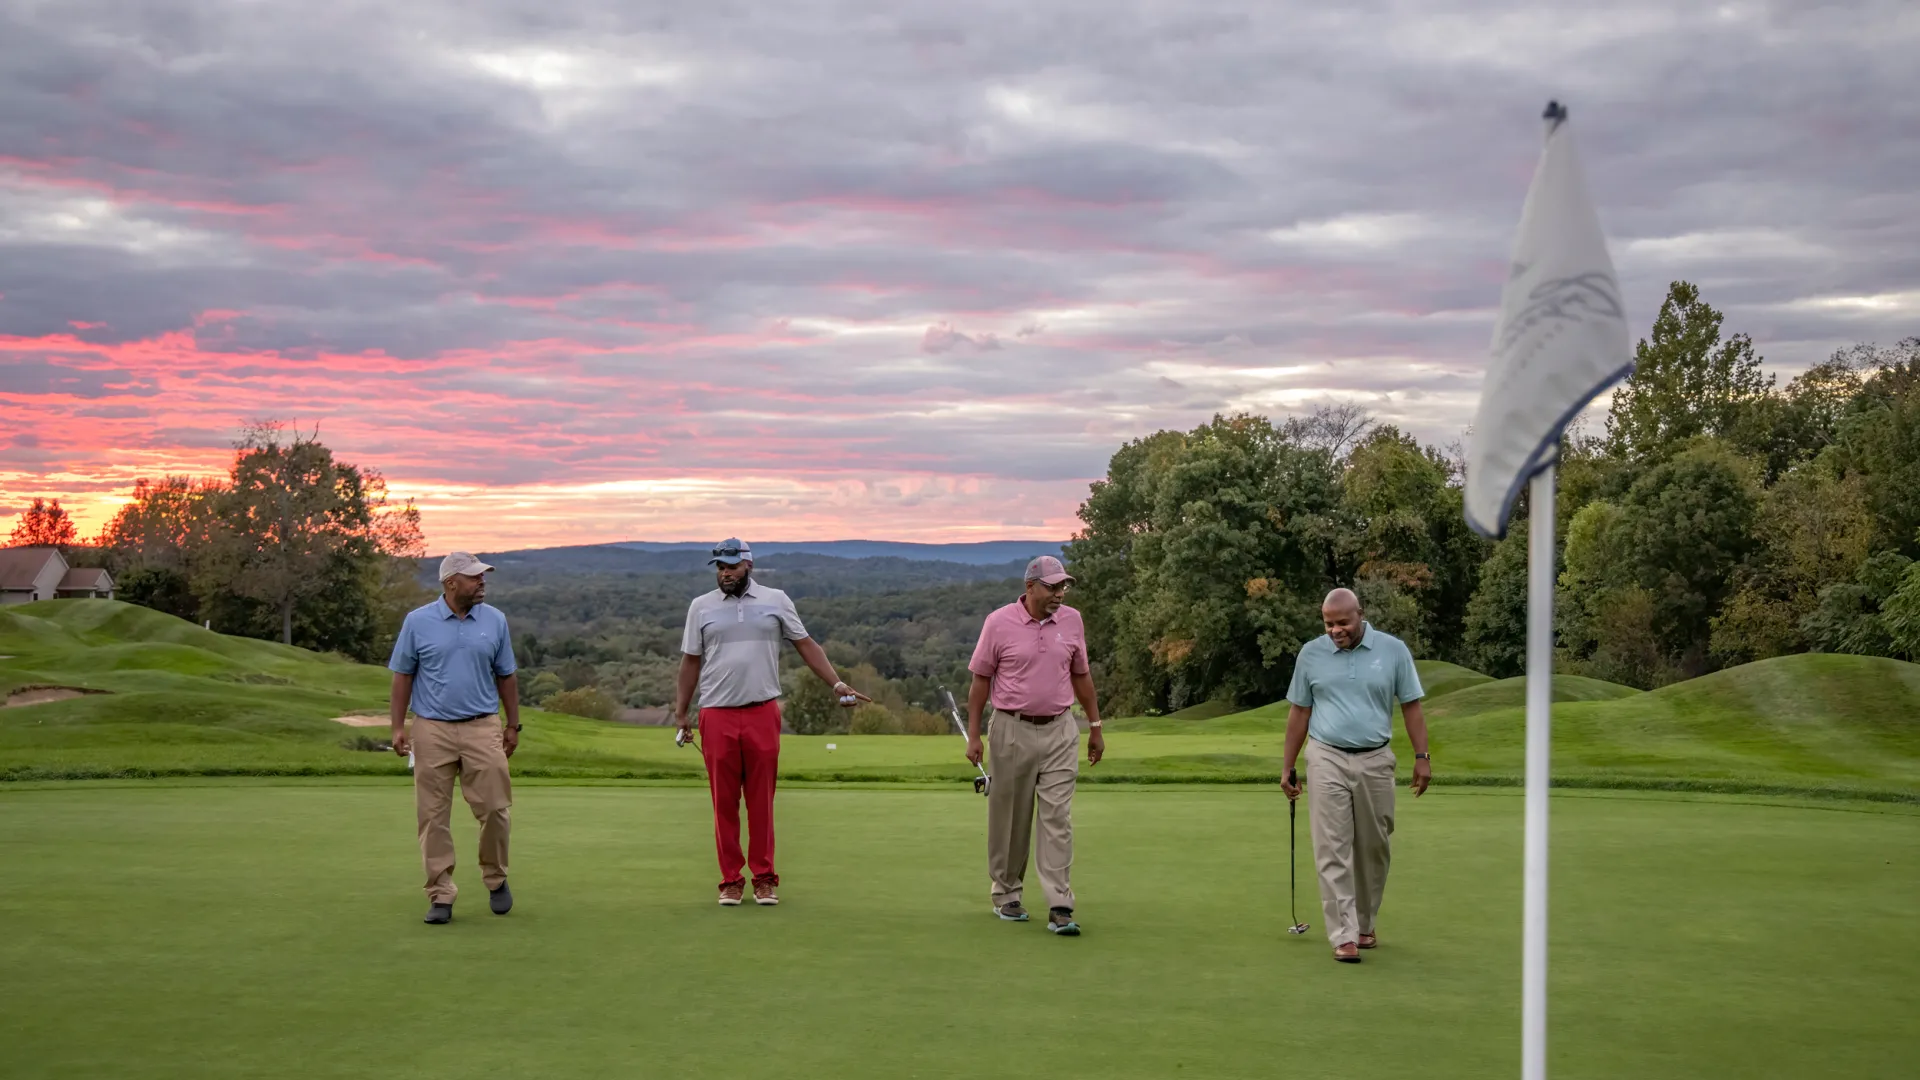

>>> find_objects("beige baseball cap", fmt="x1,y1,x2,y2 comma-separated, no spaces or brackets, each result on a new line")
1024,555,1074,586
438,551,495,581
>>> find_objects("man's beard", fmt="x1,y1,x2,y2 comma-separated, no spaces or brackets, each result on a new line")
719,573,749,597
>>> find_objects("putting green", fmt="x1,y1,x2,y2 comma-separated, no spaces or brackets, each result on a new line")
2,782,1915,1078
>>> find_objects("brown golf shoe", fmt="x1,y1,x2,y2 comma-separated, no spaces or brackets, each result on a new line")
1333,942,1362,963
1358,933,1379,949
753,881,779,906
717,882,745,906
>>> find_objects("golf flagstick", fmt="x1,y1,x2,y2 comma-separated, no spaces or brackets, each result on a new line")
940,686,990,796
1287,769,1309,935
1463,101,1631,1080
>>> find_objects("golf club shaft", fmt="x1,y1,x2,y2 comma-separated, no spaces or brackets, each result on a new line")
1288,769,1307,932
942,686,992,788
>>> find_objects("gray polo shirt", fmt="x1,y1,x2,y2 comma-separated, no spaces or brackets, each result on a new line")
1285,623,1423,750
680,580,810,708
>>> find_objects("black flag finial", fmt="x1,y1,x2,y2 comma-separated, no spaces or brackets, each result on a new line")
1543,100,1568,131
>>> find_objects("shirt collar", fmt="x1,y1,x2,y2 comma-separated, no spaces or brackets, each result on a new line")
435,596,475,621
722,580,763,601
1013,596,1055,625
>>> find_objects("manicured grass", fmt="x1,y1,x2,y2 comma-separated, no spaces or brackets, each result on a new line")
1,781,1914,1079
6,601,1919,801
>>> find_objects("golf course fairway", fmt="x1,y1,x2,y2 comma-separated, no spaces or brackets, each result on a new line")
3,781,1914,1078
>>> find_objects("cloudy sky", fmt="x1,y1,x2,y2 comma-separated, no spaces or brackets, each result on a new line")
3,0,1915,551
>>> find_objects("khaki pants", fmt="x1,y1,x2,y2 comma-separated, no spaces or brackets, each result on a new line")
1305,738,1396,948
985,710,1079,912
412,716,512,904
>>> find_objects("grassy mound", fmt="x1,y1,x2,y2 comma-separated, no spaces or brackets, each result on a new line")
0,600,704,783
4,600,1917,799
1417,654,1920,798
1422,673,1641,721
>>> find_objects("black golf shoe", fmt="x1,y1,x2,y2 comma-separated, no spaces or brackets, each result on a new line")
490,883,513,915
424,902,452,924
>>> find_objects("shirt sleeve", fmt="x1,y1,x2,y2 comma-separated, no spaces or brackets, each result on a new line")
1395,642,1424,702
967,614,999,678
491,614,518,678
1285,647,1313,707
775,592,809,641
680,600,704,656
387,615,418,675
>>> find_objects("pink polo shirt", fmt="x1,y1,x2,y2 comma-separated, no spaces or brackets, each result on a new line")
968,599,1090,716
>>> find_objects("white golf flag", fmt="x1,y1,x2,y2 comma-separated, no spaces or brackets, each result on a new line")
1464,105,1631,538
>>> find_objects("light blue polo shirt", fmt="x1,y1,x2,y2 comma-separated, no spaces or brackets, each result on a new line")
388,598,517,720
1286,623,1423,750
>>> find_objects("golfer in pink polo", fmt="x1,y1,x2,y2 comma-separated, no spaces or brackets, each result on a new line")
964,555,1104,936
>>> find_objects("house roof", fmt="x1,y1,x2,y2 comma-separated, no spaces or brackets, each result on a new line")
59,567,114,591
0,546,65,590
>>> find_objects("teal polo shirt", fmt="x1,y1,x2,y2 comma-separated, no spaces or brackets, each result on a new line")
1285,623,1423,750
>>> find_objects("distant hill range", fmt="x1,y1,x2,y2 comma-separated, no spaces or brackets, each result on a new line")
417,539,1068,585
443,539,1068,577
611,540,1066,565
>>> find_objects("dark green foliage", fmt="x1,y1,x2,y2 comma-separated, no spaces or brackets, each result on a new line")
1803,551,1914,660
1616,440,1762,668
1065,414,1345,714
1605,281,1774,463
1463,533,1530,677
115,566,199,622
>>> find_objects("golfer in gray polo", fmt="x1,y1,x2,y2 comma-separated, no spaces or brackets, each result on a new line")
1281,588,1432,963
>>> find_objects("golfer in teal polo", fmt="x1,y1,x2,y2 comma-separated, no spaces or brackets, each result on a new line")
1281,588,1433,963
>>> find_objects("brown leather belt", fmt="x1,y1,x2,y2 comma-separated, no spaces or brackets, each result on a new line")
1001,709,1064,725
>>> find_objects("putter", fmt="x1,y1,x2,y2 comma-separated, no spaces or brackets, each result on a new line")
674,724,701,755
939,686,991,796
1287,768,1310,935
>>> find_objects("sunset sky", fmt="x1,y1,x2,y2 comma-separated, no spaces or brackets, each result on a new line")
3,1,1914,552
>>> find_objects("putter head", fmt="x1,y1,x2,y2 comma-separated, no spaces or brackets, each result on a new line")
973,774,989,796
1287,922,1311,935
674,727,692,748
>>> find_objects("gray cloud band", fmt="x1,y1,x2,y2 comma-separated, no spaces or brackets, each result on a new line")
1,0,1914,490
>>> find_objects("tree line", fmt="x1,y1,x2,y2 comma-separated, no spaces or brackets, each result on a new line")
26,423,432,663
490,561,1020,733
1065,281,1920,714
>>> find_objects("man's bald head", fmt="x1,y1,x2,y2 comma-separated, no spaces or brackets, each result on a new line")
1321,588,1365,649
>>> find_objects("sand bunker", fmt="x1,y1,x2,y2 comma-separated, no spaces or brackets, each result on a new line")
5,686,105,707
330,714,389,727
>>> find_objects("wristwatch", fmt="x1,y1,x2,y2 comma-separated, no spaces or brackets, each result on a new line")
1088,720,1103,729
1414,752,1430,760
508,723,523,732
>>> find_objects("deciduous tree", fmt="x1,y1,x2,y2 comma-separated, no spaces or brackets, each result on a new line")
7,498,77,549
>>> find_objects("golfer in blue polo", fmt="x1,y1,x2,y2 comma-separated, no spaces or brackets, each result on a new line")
1280,588,1433,963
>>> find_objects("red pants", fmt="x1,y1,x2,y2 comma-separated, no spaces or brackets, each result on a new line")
700,700,781,887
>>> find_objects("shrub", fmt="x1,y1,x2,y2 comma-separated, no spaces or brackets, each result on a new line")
900,707,948,736
544,686,619,721
848,703,901,734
